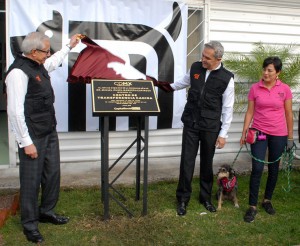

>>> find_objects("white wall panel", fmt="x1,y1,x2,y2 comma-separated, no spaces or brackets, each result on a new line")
211,31,300,45
208,0,300,54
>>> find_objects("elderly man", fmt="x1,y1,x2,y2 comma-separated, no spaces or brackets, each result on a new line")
5,32,80,243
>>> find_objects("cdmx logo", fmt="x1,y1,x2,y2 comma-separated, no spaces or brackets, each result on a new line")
114,82,132,86
9,1,184,129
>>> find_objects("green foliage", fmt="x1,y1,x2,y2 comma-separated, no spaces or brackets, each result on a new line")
1,169,300,245
223,42,300,112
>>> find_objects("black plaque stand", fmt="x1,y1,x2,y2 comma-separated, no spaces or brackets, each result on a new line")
91,79,160,220
100,116,149,219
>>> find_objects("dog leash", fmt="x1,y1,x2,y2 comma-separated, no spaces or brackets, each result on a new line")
244,143,283,164
231,144,297,192
231,144,291,166
280,147,297,192
230,146,243,168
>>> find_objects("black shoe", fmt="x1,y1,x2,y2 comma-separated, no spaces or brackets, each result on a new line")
23,229,44,243
262,201,276,215
244,207,257,223
39,213,69,225
202,201,216,213
177,202,187,216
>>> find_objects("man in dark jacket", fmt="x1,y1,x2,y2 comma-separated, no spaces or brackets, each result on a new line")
5,32,80,243
170,41,235,215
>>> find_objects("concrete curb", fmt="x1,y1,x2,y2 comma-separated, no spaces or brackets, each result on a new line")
0,155,253,190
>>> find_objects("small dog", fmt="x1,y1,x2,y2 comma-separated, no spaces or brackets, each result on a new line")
216,164,239,210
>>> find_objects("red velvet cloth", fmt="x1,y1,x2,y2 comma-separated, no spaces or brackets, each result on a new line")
67,36,174,92
67,36,126,83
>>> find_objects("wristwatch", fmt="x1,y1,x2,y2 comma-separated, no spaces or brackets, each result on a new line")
66,44,72,50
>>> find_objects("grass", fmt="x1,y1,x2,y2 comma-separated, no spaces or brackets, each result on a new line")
0,169,300,246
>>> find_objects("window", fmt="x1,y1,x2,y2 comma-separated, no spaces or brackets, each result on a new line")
187,8,204,70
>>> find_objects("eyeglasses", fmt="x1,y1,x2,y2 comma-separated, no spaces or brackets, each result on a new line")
36,49,51,54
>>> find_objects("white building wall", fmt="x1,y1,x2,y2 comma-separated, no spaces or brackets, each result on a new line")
209,0,300,53
207,0,300,129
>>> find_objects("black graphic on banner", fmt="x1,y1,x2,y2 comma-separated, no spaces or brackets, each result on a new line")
9,2,183,131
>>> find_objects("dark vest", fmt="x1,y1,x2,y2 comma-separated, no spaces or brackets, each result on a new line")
6,54,56,139
181,61,233,132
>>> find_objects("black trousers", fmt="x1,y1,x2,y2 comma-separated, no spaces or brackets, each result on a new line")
176,126,218,204
18,130,60,231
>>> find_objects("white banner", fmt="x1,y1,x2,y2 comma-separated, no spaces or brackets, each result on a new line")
7,0,187,131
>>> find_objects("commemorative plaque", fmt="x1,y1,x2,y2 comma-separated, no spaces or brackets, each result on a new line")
91,79,159,218
91,79,160,116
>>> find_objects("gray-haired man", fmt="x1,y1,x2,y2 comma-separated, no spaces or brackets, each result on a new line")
5,32,80,243
171,41,235,215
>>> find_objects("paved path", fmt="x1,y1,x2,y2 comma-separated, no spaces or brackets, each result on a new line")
0,154,253,190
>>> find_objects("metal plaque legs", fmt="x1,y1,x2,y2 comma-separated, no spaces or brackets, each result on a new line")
100,116,149,220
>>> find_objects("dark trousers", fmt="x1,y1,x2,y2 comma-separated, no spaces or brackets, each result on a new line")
18,130,61,231
176,126,218,204
249,135,287,206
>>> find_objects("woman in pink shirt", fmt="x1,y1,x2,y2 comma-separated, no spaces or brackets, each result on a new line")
240,56,294,223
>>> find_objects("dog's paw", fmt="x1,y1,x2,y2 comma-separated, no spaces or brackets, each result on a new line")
234,204,239,208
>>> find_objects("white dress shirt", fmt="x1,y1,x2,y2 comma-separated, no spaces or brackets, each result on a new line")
6,46,71,148
171,64,235,138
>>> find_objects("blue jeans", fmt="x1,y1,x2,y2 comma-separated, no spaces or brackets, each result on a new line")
249,134,287,206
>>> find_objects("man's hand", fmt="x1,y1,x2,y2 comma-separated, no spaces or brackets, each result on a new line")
215,137,226,149
24,144,38,159
149,77,174,92
157,81,174,92
68,33,83,49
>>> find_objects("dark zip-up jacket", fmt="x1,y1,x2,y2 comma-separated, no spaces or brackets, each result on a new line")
181,61,233,132
6,54,56,139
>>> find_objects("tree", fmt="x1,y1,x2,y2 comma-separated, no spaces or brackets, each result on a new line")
223,42,300,112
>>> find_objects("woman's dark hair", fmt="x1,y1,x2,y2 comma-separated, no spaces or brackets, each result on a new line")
262,56,282,72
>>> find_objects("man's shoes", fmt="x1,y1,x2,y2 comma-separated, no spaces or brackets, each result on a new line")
262,201,276,215
23,229,44,243
177,202,187,216
244,207,257,223
39,213,69,225
202,201,216,212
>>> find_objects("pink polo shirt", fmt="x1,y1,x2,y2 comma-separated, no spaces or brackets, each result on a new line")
248,79,292,136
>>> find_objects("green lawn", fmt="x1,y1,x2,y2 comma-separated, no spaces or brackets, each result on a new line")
0,169,299,246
